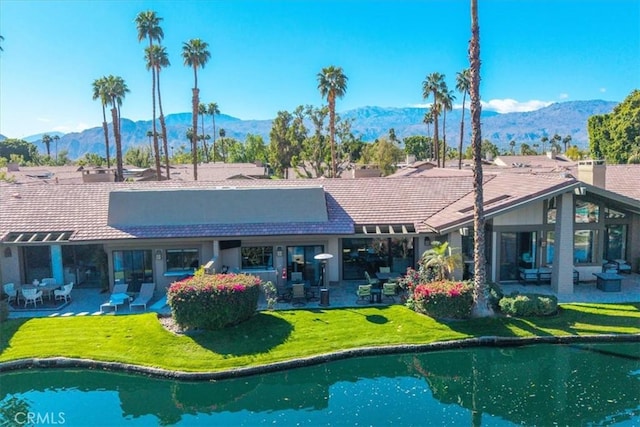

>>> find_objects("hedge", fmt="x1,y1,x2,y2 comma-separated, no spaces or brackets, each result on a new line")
499,293,558,317
167,273,261,330
412,281,475,320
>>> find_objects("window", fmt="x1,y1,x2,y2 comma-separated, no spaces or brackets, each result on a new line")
241,246,273,269
575,199,599,224
604,225,627,261
546,198,557,224
574,230,598,264
166,249,199,272
113,250,152,292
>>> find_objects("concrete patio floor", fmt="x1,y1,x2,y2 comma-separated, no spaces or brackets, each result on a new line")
7,274,640,320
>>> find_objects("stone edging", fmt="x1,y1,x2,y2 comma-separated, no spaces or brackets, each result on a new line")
1,334,638,381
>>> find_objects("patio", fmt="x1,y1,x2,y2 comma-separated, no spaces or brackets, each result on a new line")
6,274,640,320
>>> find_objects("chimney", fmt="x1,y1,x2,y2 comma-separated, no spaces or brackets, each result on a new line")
546,148,557,159
577,159,606,188
406,154,416,165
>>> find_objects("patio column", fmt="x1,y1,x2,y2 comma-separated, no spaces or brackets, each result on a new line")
51,244,64,285
552,193,574,294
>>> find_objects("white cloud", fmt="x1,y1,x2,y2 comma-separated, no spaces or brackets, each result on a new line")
559,93,569,99
53,122,93,134
600,87,607,93
480,99,553,114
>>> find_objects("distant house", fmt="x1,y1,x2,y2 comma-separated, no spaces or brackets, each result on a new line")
1,161,638,297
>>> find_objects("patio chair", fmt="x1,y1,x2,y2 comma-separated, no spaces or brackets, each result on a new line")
3,283,17,304
100,283,130,313
379,266,391,273
291,272,303,283
356,284,372,304
364,271,380,286
54,282,74,303
291,283,307,307
382,282,398,302
276,282,292,302
22,288,43,308
130,283,155,311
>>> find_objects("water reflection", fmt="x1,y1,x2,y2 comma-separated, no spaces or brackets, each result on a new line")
1,343,638,426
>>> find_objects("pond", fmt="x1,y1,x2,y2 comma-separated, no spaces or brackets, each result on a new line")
1,343,639,426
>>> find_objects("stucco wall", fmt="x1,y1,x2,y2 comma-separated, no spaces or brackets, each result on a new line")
492,201,544,226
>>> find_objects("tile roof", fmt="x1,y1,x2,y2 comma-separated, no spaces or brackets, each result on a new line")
2,164,638,242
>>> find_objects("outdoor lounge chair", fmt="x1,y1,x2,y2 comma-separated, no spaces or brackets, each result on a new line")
54,282,74,303
130,283,155,311
356,284,372,304
100,283,130,313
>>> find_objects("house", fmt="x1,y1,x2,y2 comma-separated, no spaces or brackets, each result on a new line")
1,162,638,297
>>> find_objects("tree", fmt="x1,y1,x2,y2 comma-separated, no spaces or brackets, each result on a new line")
182,38,211,180
421,241,462,281
588,89,640,164
41,134,52,157
317,65,348,178
520,143,537,155
550,133,562,153
198,103,210,162
440,87,455,164
146,44,171,179
403,135,432,161
136,10,164,180
244,134,268,164
295,105,329,178
53,135,60,163
469,0,492,317
509,140,516,155
373,137,404,176
104,75,129,182
268,110,305,178
456,69,470,169
218,128,227,162
565,145,585,161
540,135,549,154
422,72,446,167
562,135,572,153
0,139,38,163
125,146,152,168
91,76,112,168
207,102,220,162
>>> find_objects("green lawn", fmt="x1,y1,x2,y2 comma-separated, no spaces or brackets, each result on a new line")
1,303,639,372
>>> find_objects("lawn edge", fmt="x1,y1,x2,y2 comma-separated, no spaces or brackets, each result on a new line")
1,334,638,380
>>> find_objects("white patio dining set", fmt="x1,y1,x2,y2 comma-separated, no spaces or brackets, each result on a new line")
3,279,74,308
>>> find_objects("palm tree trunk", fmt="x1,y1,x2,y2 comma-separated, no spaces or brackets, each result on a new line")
191,87,199,181
469,0,492,317
458,92,466,169
329,94,337,178
151,67,161,180
212,115,216,163
156,70,170,179
432,93,440,168
200,112,209,162
442,110,447,166
111,107,123,182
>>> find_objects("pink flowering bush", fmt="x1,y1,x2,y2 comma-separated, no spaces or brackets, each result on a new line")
167,273,261,330
412,280,474,320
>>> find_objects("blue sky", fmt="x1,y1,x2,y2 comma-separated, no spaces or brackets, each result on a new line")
1,0,639,138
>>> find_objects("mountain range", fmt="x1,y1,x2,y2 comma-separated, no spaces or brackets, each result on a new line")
0,100,617,160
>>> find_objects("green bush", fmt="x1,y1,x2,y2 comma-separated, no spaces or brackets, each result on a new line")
0,300,8,323
487,282,504,311
412,280,474,319
499,293,558,317
167,273,261,330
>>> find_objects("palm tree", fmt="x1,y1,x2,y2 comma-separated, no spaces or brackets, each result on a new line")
104,75,129,182
182,38,211,181
422,72,445,167
219,128,227,162
423,110,434,159
509,140,516,155
440,87,455,165
562,135,572,153
91,77,112,168
198,103,209,162
147,44,171,179
0,35,4,52
317,65,348,178
53,135,60,163
456,69,470,169
136,10,164,181
540,135,549,154
469,0,492,317
421,241,461,281
41,134,52,158
207,102,220,162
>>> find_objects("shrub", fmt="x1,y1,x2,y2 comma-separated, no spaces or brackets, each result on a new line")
412,280,474,320
167,273,261,330
499,293,558,317
0,300,8,323
487,282,504,311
